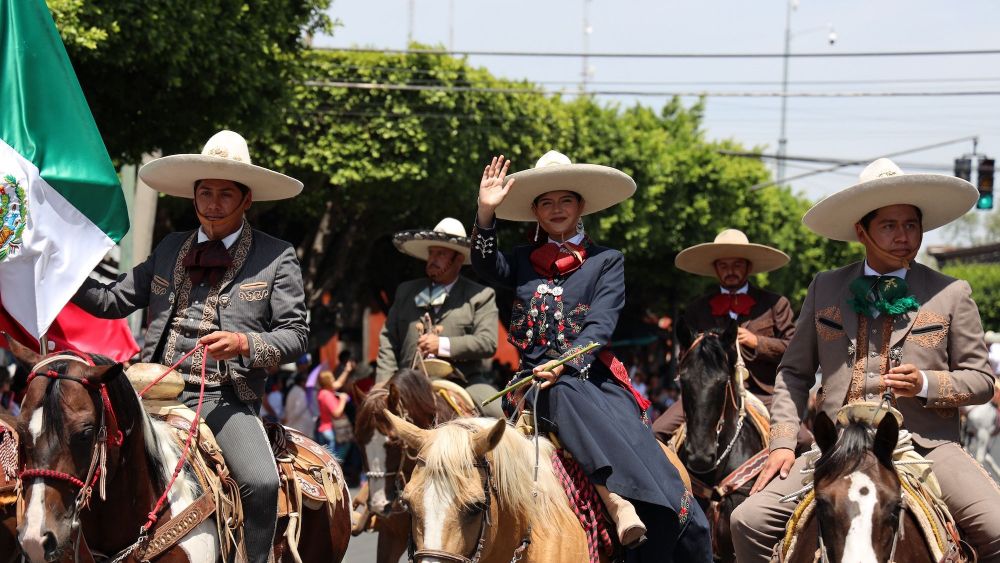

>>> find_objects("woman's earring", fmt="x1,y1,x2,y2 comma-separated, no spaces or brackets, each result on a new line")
576,219,585,235
534,222,541,242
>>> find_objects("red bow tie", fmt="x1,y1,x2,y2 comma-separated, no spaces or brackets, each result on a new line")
709,292,756,317
530,241,588,277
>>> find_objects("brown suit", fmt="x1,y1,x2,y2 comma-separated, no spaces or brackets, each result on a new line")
732,261,1000,562
652,285,796,442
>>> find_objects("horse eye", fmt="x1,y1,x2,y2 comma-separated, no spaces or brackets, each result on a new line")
73,427,95,443
464,501,487,516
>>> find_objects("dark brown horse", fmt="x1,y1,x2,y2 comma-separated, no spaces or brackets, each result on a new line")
676,325,768,562
805,412,939,563
352,368,460,563
8,337,350,563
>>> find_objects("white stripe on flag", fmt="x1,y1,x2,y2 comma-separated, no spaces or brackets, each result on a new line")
0,139,116,338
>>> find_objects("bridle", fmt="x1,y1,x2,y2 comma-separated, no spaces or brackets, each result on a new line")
362,388,433,515
18,351,125,562
407,457,515,563
679,331,749,474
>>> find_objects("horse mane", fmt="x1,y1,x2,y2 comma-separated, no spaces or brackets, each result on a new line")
356,369,438,442
680,328,734,379
814,421,874,482
421,418,575,528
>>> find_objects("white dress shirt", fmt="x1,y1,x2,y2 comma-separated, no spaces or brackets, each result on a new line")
863,261,927,398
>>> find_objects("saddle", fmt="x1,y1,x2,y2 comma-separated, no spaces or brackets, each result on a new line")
431,379,478,417
131,363,348,562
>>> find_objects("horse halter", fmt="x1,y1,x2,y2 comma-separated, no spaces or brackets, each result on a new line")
19,352,124,514
680,331,749,474
408,458,498,563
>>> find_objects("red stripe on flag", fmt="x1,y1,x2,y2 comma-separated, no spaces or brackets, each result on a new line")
0,300,137,362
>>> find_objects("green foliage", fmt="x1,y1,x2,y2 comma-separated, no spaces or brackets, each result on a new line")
52,0,334,164
940,263,1000,330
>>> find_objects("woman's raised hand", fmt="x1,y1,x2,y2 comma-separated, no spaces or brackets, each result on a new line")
477,155,515,225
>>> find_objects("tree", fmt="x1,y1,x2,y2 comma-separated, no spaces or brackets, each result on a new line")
49,0,333,164
940,263,1000,331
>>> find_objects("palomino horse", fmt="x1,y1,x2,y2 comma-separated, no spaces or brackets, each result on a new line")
802,412,938,563
386,414,599,563
7,338,350,563
352,368,462,563
676,325,767,562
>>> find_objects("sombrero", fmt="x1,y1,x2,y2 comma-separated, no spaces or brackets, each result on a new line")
393,218,471,265
803,158,978,242
675,229,789,277
139,130,303,201
495,151,636,222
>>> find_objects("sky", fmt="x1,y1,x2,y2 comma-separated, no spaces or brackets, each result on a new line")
315,0,1000,246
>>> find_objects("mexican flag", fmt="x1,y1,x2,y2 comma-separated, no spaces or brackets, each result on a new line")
0,0,129,342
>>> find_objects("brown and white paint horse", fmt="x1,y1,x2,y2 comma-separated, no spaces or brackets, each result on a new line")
9,338,218,563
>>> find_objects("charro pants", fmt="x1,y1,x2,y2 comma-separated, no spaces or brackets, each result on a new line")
730,442,1000,563
181,385,279,563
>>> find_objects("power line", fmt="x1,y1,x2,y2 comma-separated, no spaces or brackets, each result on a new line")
719,150,953,171
305,80,1000,98
316,46,1000,59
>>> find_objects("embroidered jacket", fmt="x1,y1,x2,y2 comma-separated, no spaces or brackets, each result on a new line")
73,225,309,402
770,261,994,451
472,223,623,375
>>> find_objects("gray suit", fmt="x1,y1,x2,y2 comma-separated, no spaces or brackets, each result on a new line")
376,275,501,416
73,224,308,563
74,225,308,401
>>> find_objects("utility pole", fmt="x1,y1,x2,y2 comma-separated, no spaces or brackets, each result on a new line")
408,0,415,47
448,0,455,51
777,0,793,186
580,0,593,94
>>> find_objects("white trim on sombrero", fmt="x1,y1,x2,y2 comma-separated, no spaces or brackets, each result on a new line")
675,229,789,277
803,158,978,242
495,152,636,222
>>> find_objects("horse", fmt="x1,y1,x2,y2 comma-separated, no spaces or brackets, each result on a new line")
675,324,768,562
0,409,20,563
386,413,599,563
351,368,461,563
7,337,350,563
805,411,937,563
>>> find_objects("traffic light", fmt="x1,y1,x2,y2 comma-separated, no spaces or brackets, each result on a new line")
955,158,972,182
978,158,994,210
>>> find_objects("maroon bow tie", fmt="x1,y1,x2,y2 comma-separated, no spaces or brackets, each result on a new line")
182,240,233,286
709,292,756,317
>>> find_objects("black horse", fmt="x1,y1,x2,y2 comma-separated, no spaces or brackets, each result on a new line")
677,324,768,563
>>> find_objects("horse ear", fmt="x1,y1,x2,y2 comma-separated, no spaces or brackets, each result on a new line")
722,318,738,345
814,412,837,455
873,413,899,469
386,383,402,415
3,332,43,369
384,409,426,452
471,418,506,459
88,362,124,384
354,382,368,406
676,317,695,351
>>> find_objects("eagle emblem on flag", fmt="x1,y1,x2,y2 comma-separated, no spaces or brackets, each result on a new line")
0,174,28,262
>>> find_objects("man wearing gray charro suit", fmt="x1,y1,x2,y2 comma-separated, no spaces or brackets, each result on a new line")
378,217,503,417
731,158,1000,562
73,130,308,563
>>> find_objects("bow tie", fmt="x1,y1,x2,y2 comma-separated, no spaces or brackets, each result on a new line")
709,292,756,317
182,240,233,286
848,275,919,317
530,241,587,277
415,284,449,308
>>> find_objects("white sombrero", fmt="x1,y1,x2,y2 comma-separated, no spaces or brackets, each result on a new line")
139,130,303,201
803,158,978,242
495,151,636,222
675,229,789,277
393,218,471,265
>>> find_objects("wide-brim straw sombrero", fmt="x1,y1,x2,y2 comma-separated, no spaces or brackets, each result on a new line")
495,151,636,222
393,217,471,265
675,229,789,277
139,130,303,201
803,158,978,242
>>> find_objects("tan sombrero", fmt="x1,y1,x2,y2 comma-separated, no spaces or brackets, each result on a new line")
139,130,303,201
495,151,636,222
393,217,471,265
675,229,789,277
803,158,978,242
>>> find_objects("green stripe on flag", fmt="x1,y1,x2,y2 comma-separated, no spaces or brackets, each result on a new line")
0,0,128,242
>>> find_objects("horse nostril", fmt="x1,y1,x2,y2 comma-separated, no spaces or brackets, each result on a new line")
42,531,58,559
